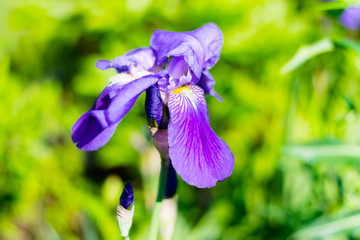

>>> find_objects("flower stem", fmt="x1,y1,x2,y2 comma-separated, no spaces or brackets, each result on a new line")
147,157,169,240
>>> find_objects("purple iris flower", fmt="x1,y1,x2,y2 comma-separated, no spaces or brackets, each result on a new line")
340,6,360,31
72,23,234,188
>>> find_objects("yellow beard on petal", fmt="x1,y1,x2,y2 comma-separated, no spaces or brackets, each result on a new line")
173,86,190,95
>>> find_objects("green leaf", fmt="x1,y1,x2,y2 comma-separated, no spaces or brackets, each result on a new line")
316,2,347,11
333,38,360,55
289,213,360,239
281,144,360,164
281,39,334,74
316,0,359,10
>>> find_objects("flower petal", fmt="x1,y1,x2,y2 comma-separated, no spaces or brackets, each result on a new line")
96,47,156,73
72,74,159,151
72,82,125,151
187,23,223,70
167,56,189,79
150,23,223,79
167,85,234,188
197,70,223,102
150,30,204,78
71,110,119,151
107,75,160,124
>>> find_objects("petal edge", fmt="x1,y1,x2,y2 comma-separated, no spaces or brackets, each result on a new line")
167,85,234,188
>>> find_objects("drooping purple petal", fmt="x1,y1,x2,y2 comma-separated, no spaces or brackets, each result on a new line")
72,111,119,151
96,47,156,73
145,83,164,127
150,30,204,79
72,75,159,151
340,6,360,31
187,23,223,70
107,75,160,124
197,70,223,102
120,181,134,209
72,82,124,151
167,84,234,188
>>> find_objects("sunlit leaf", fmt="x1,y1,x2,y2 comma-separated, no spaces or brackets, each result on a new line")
334,38,360,55
281,39,334,74
282,143,360,164
289,213,360,239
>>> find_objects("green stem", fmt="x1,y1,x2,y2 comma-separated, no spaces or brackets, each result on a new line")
147,158,169,240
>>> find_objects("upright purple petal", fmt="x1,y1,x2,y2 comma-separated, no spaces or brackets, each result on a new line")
72,74,159,151
150,23,223,79
96,47,156,73
167,85,234,188
197,70,223,102
150,30,204,78
167,56,189,79
187,23,223,70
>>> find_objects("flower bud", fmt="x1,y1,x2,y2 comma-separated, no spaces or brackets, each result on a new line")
116,182,134,238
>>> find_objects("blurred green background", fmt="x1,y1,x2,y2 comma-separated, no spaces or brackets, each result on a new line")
1,0,360,239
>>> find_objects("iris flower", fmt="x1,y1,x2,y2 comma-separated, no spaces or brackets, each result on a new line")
72,23,234,188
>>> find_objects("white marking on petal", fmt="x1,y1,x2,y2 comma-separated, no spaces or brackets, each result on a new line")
109,70,153,85
109,73,136,85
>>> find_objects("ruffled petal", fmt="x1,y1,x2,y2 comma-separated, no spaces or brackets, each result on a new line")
72,74,159,151
150,30,204,78
187,23,223,70
197,70,223,102
150,23,223,79
167,85,234,188
96,47,156,73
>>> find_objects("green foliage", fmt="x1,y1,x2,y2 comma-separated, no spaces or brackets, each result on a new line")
1,0,360,239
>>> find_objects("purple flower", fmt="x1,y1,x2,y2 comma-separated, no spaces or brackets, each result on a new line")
340,6,360,31
72,23,234,188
